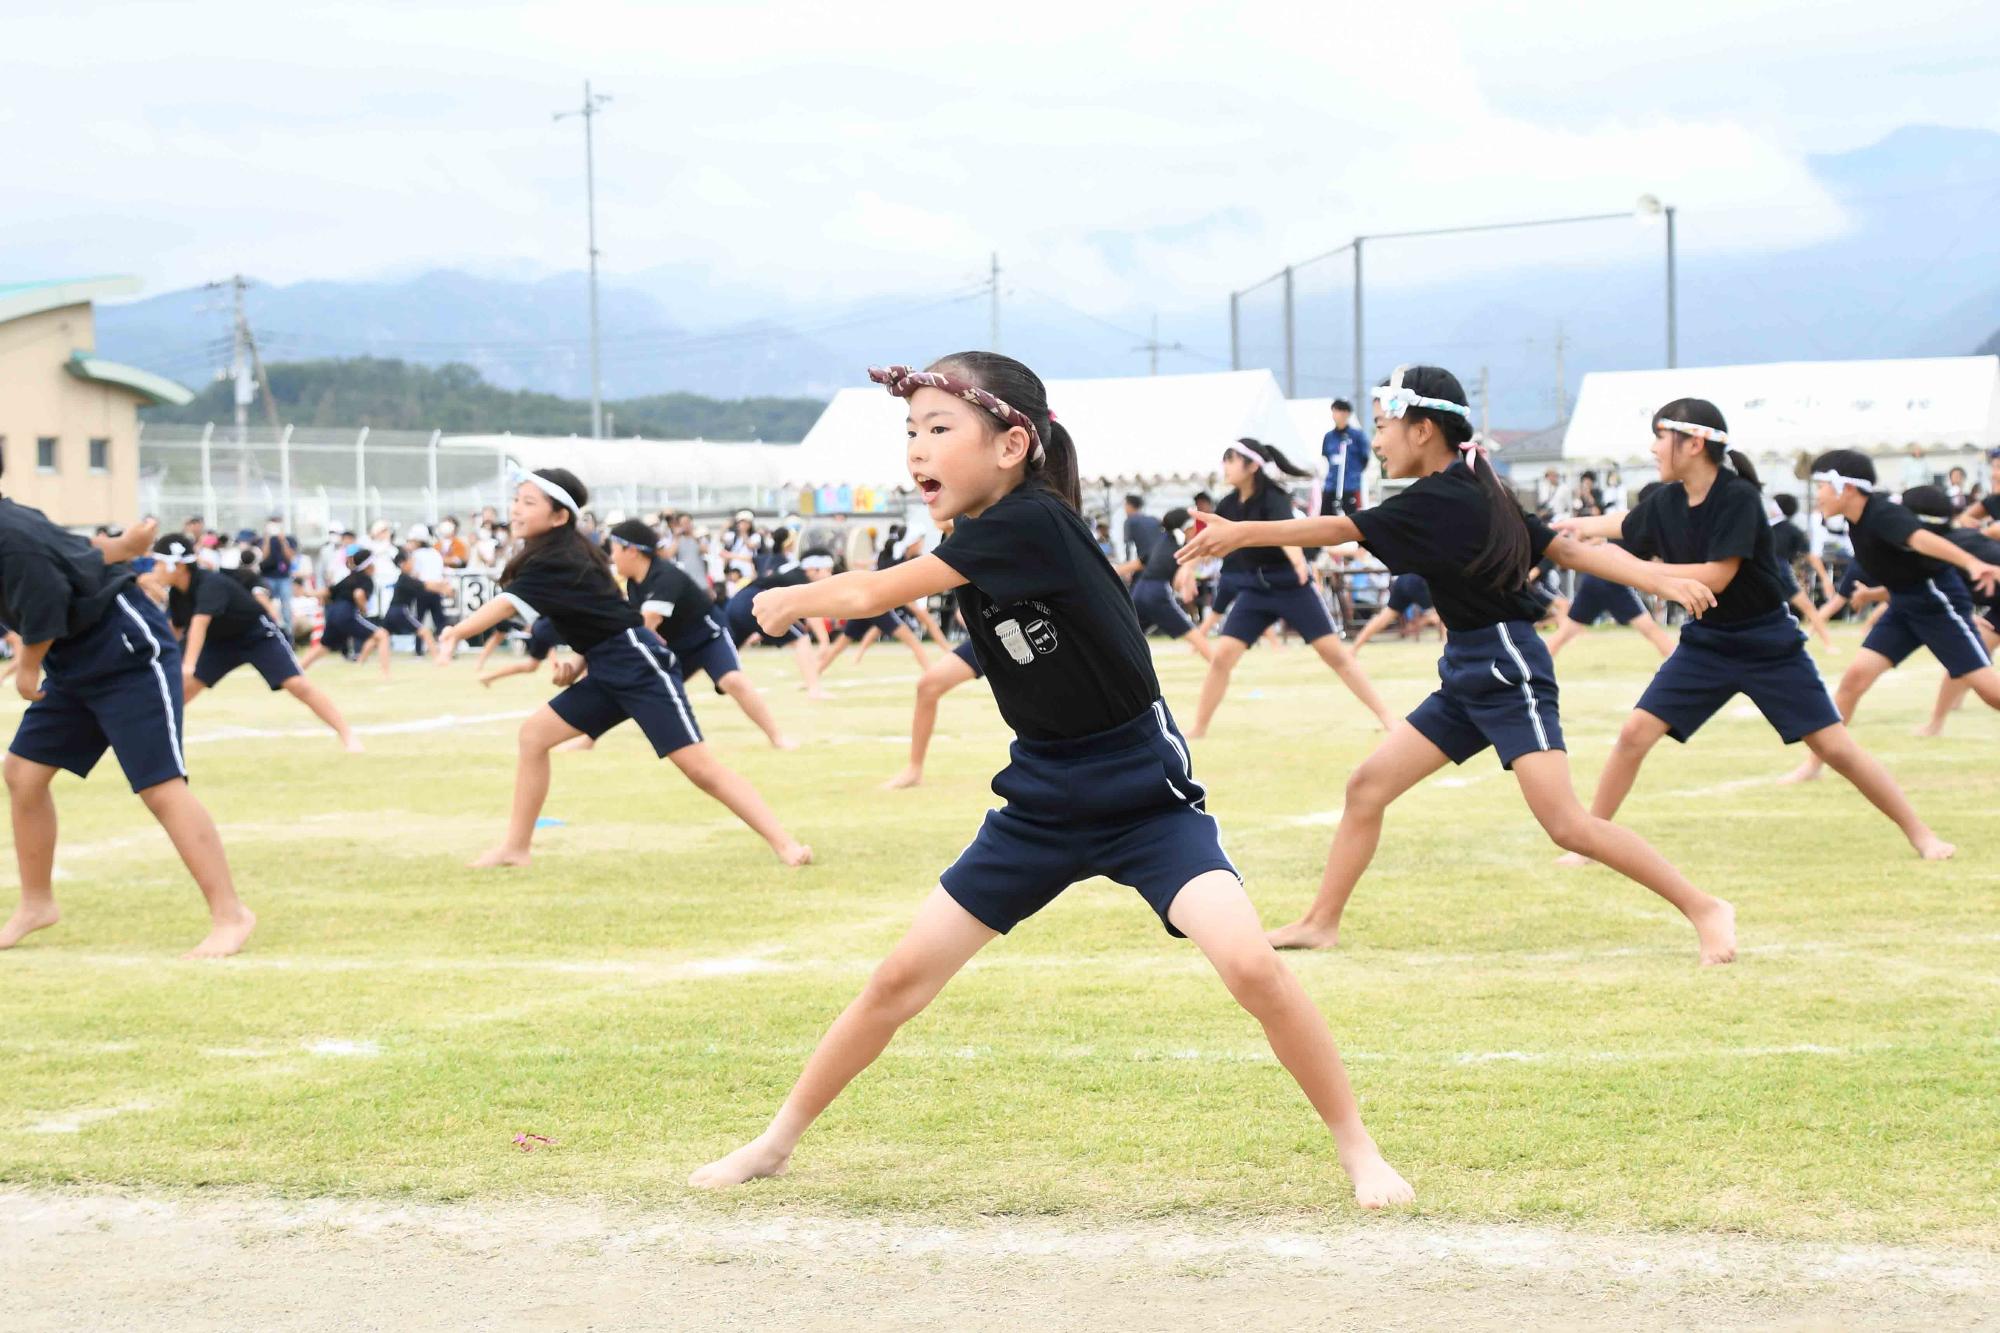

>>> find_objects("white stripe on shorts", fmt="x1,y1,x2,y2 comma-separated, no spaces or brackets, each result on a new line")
1925,579,1992,668
1497,623,1551,753
627,629,701,743
115,593,187,777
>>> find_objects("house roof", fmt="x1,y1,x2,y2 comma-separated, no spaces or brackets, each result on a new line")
65,352,194,407
0,276,142,327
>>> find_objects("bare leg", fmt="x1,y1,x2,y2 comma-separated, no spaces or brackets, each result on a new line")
718,670,796,749
1555,710,1669,867
1785,649,1892,783
1348,608,1398,652
1544,618,1585,656
473,633,504,671
1,756,62,948
471,705,581,867
816,635,851,674
669,743,811,866
852,628,882,664
792,636,830,700
886,652,976,789
690,887,995,1187
1170,873,1412,1208
295,643,328,672
1511,749,1734,965
1917,674,1970,737
1308,633,1396,729
369,630,392,679
1173,625,1215,662
1268,723,1449,950
282,675,360,751
135,780,255,958
893,626,934,670
1801,724,1953,859
1189,636,1247,738
1631,613,1676,658
181,676,208,702
478,658,543,688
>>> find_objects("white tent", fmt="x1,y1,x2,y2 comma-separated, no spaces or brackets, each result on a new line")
1562,356,2000,465
440,434,795,489
789,369,1307,486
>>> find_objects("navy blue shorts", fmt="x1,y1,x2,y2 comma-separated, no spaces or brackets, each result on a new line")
1863,580,1994,678
381,605,426,637
548,628,703,757
525,617,562,661
320,604,382,655
1566,573,1647,626
951,639,985,679
1217,570,1334,645
670,617,742,690
1777,559,1801,599
722,591,803,647
1131,578,1196,638
841,609,913,642
413,589,448,630
1636,607,1839,744
193,620,301,691
941,701,1236,938
1387,573,1432,615
9,589,188,792
1985,603,2000,637
1407,620,1565,769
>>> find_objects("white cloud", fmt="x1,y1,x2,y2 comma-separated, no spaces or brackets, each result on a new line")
4,0,1992,314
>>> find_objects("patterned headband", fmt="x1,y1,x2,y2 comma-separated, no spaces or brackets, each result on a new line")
868,365,1046,464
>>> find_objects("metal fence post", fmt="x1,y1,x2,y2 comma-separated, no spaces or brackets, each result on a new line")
198,422,215,528
354,427,370,532
427,429,442,525
278,423,294,536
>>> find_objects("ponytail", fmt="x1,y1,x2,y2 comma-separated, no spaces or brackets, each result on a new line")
1727,451,1762,488
1033,418,1083,512
1381,363,1527,594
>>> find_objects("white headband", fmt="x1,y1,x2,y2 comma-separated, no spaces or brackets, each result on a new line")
152,549,196,567
800,554,835,571
1811,469,1875,495
1657,418,1730,444
1375,365,1474,423
517,470,580,513
1224,440,1283,479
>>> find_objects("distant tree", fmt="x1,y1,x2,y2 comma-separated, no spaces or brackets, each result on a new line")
144,357,826,441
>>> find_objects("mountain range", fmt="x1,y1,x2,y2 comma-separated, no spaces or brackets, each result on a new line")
93,124,2000,432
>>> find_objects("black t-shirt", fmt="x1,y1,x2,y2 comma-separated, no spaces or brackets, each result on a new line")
1770,519,1809,565
1123,512,1163,563
171,568,270,641
1140,529,1184,582
1350,461,1556,632
501,552,640,654
1945,529,2000,606
388,572,424,611
934,486,1159,741
749,561,811,593
1848,494,1949,592
1977,494,2000,523
1621,471,1786,624
626,555,716,642
0,497,135,645
328,570,374,610
1216,485,1299,576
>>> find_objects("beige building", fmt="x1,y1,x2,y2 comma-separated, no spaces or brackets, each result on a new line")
0,276,192,528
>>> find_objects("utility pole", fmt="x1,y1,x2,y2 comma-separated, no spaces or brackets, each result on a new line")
207,274,256,445
988,252,1001,351
1281,265,1295,397
1133,314,1183,376
1553,326,1569,424
1477,365,1490,438
555,79,612,439
1228,291,1240,371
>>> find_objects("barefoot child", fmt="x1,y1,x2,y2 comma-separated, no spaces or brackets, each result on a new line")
882,639,986,790
1891,487,2000,738
1785,455,2000,782
380,550,446,656
1179,365,1735,964
1349,574,1442,650
1127,507,1216,661
436,469,810,868
606,519,796,749
720,532,833,700
0,493,255,957
691,353,1412,1209
148,536,362,753
1545,483,1676,659
1551,401,1953,864
298,547,391,678
1188,438,1395,738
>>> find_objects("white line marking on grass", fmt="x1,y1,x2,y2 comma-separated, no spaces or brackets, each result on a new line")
187,710,531,744
25,1101,153,1134
303,1039,381,1058
1283,808,1344,826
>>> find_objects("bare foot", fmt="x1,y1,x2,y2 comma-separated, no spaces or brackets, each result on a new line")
183,908,256,959
342,735,365,754
1778,760,1822,785
1913,833,1956,861
1913,722,1944,738
1186,728,1207,740
688,1135,792,1189
1340,1148,1415,1210
771,735,800,751
1689,897,1736,967
1553,850,1594,868
0,901,61,949
1266,919,1340,950
477,674,496,689
806,689,832,701
776,842,813,868
882,765,923,790
470,847,532,868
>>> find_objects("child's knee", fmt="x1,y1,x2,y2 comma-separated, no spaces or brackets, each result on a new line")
860,956,933,1022
3,754,52,796
1213,947,1290,1012
1540,809,1596,854
1612,717,1660,754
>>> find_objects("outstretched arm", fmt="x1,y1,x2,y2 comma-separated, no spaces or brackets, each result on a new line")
92,518,159,562
752,555,967,636
1176,512,1363,563
1546,536,1717,617
435,596,517,659
1552,512,1626,541
1909,528,2000,596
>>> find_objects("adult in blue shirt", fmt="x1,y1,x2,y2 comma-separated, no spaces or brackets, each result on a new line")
1321,398,1370,516
1121,494,1163,565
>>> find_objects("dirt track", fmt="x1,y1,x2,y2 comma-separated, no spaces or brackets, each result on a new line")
7,1191,1998,1331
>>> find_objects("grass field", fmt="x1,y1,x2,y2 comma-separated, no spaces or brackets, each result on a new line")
3,623,1997,1266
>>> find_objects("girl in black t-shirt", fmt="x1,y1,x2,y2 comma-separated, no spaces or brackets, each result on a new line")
433,468,809,869
1188,439,1394,738
297,547,391,678
693,353,1413,1212
816,529,936,676
1552,402,1952,863
1785,453,2000,786
1180,364,1737,965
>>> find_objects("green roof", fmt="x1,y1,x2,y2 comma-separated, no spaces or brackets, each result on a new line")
66,351,193,407
0,276,142,326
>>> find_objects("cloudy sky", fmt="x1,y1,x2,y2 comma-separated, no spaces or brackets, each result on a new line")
9,0,1999,312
